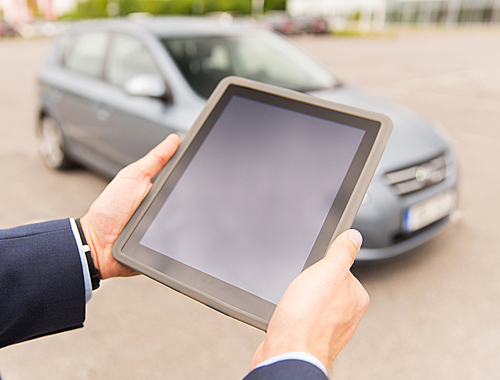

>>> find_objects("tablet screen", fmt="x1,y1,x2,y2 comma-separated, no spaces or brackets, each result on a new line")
139,94,366,304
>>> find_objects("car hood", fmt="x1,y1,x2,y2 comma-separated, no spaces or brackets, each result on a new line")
308,85,451,175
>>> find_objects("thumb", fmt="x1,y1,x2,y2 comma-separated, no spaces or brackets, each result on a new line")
134,134,180,179
325,229,363,269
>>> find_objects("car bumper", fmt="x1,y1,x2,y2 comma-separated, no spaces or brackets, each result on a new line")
352,151,458,263
355,212,456,263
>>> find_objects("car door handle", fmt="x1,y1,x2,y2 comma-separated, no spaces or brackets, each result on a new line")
95,103,113,122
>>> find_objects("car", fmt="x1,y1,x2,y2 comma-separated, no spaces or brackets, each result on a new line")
0,21,18,36
293,15,329,34
264,11,299,35
37,16,458,263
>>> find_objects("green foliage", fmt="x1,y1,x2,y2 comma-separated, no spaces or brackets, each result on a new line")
264,0,286,12
26,0,43,18
62,0,286,19
63,0,107,19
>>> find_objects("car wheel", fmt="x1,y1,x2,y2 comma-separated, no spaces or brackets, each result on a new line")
38,116,72,169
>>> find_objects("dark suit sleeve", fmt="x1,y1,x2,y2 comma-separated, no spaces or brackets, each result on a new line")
243,359,328,380
0,219,86,348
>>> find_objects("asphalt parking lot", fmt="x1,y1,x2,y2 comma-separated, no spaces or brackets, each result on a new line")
0,26,499,379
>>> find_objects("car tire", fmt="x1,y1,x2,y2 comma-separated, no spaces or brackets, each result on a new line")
38,115,72,169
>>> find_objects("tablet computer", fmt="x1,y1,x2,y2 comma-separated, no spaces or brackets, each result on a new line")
113,77,392,330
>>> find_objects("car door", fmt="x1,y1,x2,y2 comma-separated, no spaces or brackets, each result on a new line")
56,30,113,166
96,32,178,170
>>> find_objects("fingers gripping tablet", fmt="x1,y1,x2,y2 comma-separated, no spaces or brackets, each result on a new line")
113,77,392,330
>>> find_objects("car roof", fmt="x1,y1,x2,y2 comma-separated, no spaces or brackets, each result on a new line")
64,15,269,38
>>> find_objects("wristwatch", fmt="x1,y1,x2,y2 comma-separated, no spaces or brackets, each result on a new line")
75,218,101,290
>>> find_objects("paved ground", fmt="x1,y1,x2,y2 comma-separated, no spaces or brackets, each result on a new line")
0,27,499,379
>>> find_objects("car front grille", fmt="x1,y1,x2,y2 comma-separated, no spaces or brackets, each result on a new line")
385,154,447,196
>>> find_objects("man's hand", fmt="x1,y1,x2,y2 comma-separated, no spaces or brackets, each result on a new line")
249,230,369,371
80,134,180,279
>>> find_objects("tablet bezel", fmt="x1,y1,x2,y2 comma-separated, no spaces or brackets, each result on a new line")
113,77,392,330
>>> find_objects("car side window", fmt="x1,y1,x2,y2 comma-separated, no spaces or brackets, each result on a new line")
64,32,109,78
105,33,161,88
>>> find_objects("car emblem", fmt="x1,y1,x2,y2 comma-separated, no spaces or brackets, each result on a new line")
415,163,443,186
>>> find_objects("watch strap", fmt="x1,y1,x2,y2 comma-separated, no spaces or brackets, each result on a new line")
75,218,100,290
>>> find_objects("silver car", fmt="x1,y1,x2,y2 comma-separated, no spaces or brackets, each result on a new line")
37,16,458,262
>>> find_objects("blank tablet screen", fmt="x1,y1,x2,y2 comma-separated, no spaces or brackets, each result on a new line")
139,94,366,304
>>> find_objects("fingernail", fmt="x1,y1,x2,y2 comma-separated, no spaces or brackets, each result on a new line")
347,230,363,250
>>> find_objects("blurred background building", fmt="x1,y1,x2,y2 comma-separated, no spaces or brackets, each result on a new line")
385,0,500,24
288,0,500,30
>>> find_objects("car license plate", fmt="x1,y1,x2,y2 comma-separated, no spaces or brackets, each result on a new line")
403,189,457,233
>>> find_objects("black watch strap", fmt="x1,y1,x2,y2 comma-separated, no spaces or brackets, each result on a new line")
75,218,100,290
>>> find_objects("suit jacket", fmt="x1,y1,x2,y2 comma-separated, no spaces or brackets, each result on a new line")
243,359,328,379
0,219,328,380
0,219,86,348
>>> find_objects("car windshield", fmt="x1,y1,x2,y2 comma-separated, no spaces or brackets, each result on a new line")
161,32,338,98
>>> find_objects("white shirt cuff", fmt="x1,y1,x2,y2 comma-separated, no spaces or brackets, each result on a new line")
254,352,328,377
70,218,93,304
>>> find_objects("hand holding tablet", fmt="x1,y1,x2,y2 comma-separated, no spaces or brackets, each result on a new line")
113,77,392,330
249,229,370,371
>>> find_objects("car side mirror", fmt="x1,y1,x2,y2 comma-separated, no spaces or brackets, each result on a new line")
124,74,168,99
